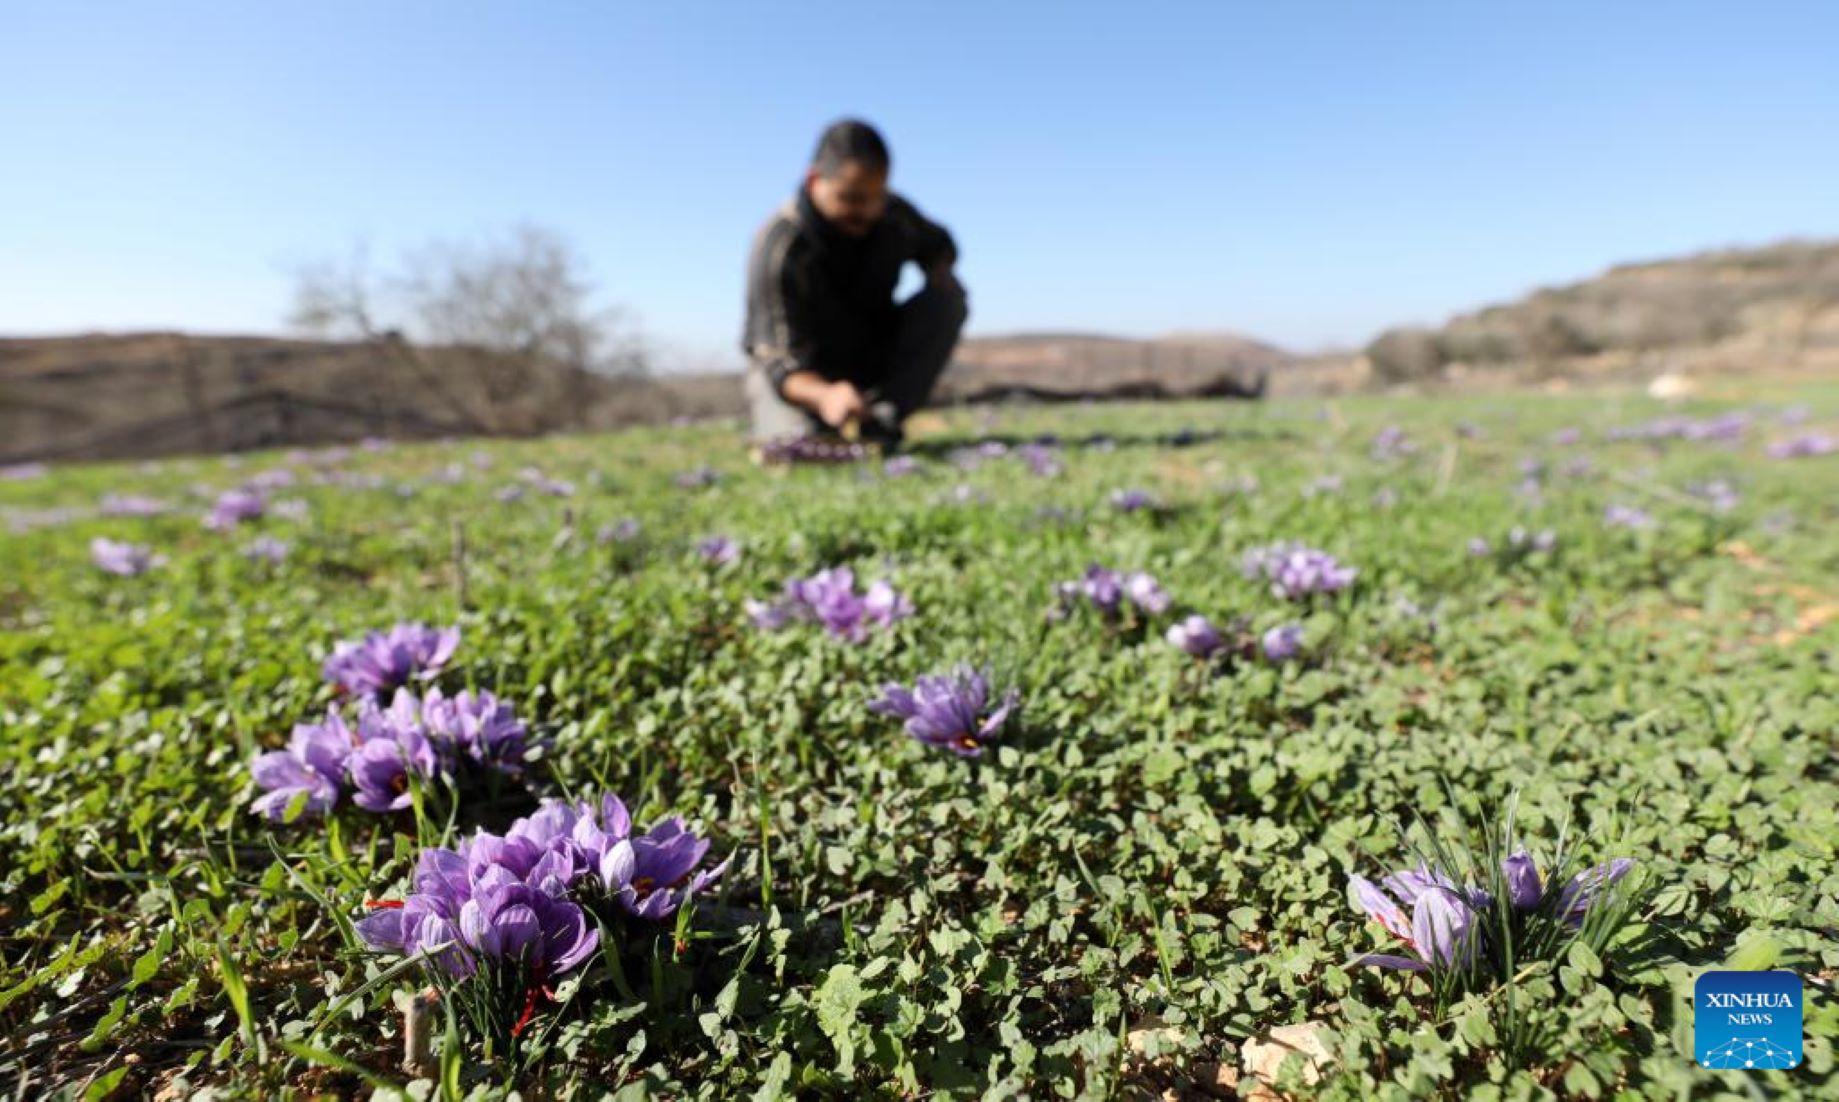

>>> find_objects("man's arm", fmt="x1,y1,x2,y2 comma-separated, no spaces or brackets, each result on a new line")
896,194,959,287
752,240,864,429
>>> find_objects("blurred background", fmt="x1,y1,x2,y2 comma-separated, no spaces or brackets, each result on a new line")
3,1,1837,462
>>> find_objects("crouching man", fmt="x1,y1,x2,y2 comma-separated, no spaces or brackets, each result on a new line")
741,118,967,451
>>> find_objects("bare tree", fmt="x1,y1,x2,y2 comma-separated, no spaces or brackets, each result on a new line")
289,225,646,434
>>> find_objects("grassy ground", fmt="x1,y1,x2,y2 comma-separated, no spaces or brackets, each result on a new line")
2,383,1835,1099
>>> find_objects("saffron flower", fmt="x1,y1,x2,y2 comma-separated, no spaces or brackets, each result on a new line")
1349,873,1481,972
322,622,461,697
204,489,266,530
1108,488,1155,512
1054,565,1168,618
598,518,642,543
883,456,921,477
1501,851,1543,911
249,710,353,820
676,466,721,488
1242,543,1356,600
695,536,741,565
869,665,1020,757
1348,854,1636,972
749,567,913,642
1766,432,1835,459
242,536,291,564
1603,504,1655,530
1166,614,1227,659
98,494,171,517
597,817,733,919
1556,858,1636,925
1261,623,1305,662
90,537,166,576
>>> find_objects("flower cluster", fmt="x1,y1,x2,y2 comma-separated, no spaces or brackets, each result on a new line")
1164,614,1305,664
747,566,913,641
1054,565,1170,618
1607,413,1749,443
356,792,728,980
754,437,876,465
249,686,535,820
869,665,1020,757
204,489,266,530
323,622,461,697
1603,503,1655,530
1241,543,1356,600
1349,854,1635,973
91,537,166,577
1766,432,1836,459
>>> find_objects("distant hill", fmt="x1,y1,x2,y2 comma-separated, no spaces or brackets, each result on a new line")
1366,238,1839,386
7,239,1839,462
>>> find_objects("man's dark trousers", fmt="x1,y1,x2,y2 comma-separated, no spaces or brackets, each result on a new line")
746,279,968,440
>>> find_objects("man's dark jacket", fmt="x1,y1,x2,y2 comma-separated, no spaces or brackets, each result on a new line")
742,187,957,396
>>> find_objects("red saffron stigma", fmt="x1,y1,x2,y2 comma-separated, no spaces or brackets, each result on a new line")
363,899,405,909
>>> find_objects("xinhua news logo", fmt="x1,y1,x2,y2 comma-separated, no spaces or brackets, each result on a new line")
1694,971,1802,1070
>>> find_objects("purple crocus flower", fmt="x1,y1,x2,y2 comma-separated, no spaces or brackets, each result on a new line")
751,567,912,641
458,880,599,975
1017,444,1061,477
676,465,721,489
883,456,921,478
322,622,461,697
203,489,266,530
421,688,534,776
1766,432,1835,459
91,537,166,576
869,664,1020,757
1466,537,1492,558
1349,874,1480,972
1603,504,1655,530
597,818,730,920
1372,426,1416,459
1056,565,1167,618
1556,858,1635,925
348,719,438,813
1166,614,1227,659
1109,489,1155,513
1121,572,1170,614
99,494,171,517
242,536,291,564
1242,543,1356,600
1501,851,1544,911
598,518,642,543
695,536,741,565
249,710,354,821
2,462,47,481
1261,623,1305,662
272,498,310,521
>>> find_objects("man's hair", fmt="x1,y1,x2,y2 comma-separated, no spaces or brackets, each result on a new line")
812,118,890,177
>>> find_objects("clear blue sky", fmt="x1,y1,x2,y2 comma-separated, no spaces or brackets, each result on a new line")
4,2,1836,369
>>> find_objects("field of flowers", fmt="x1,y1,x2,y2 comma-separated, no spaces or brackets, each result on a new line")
2,384,1836,1099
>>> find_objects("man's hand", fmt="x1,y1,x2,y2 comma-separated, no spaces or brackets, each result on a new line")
814,380,866,429
783,371,865,429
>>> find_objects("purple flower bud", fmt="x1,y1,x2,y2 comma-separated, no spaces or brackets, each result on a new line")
1501,851,1543,910
1261,623,1304,662
1166,615,1226,659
